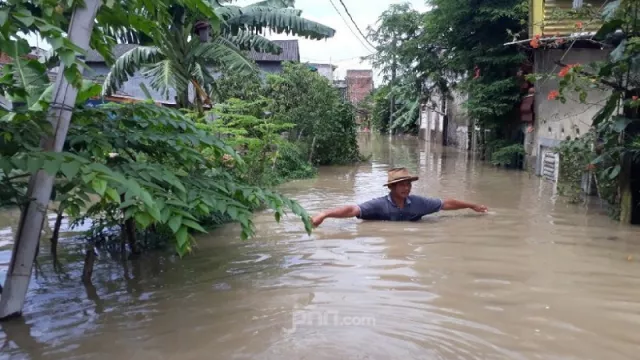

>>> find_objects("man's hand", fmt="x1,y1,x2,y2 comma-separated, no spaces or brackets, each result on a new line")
311,214,326,228
442,199,488,213
471,204,488,213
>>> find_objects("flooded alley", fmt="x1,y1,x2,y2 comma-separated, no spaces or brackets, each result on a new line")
2,134,640,360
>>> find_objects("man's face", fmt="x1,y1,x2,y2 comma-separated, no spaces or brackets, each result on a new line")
389,180,412,199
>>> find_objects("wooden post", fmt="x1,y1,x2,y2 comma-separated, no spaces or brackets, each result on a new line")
0,0,102,320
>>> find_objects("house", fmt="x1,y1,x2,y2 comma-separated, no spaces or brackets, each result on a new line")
247,39,300,74
305,62,337,81
419,86,472,151
345,69,374,106
520,0,610,183
333,79,348,102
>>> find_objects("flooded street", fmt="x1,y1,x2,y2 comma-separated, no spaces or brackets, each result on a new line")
2,134,640,359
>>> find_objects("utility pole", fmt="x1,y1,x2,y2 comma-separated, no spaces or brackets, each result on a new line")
389,33,397,135
0,0,103,320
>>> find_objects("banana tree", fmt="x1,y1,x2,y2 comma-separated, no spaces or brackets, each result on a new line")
101,0,335,110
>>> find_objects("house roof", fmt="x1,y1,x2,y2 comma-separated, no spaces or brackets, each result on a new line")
85,44,141,63
247,40,299,62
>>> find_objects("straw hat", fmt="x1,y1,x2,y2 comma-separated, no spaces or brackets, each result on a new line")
384,167,419,186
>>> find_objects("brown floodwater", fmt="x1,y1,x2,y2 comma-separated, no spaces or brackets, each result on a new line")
2,134,640,360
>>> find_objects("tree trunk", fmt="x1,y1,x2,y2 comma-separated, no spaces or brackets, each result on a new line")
308,136,317,163
125,218,139,256
0,0,102,321
81,247,96,284
51,210,64,264
619,153,632,223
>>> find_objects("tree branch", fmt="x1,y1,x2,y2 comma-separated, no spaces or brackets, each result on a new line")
554,60,628,92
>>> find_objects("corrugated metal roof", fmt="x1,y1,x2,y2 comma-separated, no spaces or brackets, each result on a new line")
85,44,141,63
540,0,605,36
247,40,299,62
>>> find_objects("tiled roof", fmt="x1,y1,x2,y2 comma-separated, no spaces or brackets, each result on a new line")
247,40,299,62
85,44,140,63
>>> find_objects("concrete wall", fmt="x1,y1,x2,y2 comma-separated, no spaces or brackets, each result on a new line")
530,48,612,176
419,89,471,151
445,90,471,150
419,92,445,144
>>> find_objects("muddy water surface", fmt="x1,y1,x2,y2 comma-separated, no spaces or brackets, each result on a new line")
2,134,640,360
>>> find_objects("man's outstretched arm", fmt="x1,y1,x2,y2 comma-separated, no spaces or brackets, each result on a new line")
441,198,488,212
311,205,360,227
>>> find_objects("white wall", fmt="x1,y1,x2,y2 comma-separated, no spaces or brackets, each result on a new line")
530,48,612,175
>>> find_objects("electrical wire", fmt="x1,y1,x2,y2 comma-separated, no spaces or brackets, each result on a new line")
327,0,376,53
335,0,378,50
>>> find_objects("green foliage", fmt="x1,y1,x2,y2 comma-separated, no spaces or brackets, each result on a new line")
101,0,336,110
490,143,525,168
0,0,350,262
555,134,595,203
263,62,363,165
0,102,313,257
370,85,392,134
195,97,315,186
366,0,528,135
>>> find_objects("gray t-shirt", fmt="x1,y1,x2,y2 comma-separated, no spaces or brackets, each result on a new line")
356,194,443,221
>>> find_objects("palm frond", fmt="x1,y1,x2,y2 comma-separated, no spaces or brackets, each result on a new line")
102,46,163,96
220,5,335,40
142,60,189,101
194,38,258,76
223,29,282,54
246,0,296,9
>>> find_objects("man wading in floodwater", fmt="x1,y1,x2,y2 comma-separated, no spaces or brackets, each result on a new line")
311,167,488,227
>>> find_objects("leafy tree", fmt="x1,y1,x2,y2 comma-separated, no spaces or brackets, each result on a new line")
101,0,335,109
263,62,362,165
370,85,392,134
366,0,529,150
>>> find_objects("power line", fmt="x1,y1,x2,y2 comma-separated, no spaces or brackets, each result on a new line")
335,0,377,50
327,0,376,53
303,54,369,63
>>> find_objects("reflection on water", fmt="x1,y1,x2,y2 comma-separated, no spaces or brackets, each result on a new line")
2,134,640,360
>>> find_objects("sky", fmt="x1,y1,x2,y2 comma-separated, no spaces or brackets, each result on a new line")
242,0,430,85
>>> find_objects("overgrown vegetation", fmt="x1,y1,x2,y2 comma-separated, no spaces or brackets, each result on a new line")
0,0,361,297
365,0,529,161
216,62,364,166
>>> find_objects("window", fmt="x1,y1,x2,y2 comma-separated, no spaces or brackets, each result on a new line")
573,0,583,9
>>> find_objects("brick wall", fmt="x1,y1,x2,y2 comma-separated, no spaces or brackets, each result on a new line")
346,70,373,105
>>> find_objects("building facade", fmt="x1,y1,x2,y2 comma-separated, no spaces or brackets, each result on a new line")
306,63,337,81
345,69,373,106
525,0,610,183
